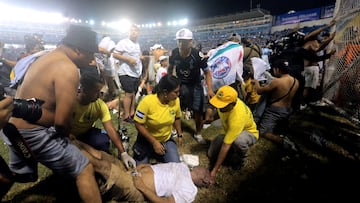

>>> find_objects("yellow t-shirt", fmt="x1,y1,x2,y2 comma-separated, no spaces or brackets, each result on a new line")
244,78,260,105
71,98,111,136
134,94,182,142
218,98,259,144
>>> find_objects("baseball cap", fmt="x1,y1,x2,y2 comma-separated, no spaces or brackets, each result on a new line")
150,44,164,51
228,33,241,42
159,55,168,62
210,86,238,108
61,24,98,54
176,28,193,40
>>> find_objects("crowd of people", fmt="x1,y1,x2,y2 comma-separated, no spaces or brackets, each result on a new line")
0,17,337,202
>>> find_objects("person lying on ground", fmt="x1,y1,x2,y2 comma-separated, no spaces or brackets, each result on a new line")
73,139,211,203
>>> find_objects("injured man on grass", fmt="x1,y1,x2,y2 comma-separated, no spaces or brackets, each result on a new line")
72,139,211,203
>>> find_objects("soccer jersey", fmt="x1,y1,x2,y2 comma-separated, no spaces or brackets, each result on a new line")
134,94,181,142
71,98,111,136
217,98,259,144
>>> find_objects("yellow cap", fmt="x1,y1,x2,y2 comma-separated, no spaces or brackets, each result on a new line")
210,86,238,108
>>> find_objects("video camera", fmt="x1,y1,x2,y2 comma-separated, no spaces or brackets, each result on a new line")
0,85,44,123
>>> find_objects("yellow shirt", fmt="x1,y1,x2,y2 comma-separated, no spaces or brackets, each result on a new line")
134,94,182,142
244,78,260,105
71,98,111,136
218,98,259,144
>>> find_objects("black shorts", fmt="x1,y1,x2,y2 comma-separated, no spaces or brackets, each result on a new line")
119,75,141,93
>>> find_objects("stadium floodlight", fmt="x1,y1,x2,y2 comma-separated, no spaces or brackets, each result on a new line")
0,3,66,24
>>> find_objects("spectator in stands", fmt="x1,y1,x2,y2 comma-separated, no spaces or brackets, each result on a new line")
0,96,14,200
6,24,102,203
73,139,211,202
168,28,215,144
132,75,183,164
113,24,143,123
208,85,259,184
253,59,299,147
70,70,136,169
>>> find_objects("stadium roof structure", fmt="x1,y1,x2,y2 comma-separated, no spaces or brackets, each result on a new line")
191,8,271,26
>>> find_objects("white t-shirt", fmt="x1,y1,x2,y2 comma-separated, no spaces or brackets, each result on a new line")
114,38,142,78
155,67,167,84
151,162,197,203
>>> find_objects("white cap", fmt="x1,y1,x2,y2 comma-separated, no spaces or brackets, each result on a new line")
150,44,164,51
159,55,168,62
176,28,193,40
98,36,115,52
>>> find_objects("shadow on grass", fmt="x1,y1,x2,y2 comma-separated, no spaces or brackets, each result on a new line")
7,174,80,203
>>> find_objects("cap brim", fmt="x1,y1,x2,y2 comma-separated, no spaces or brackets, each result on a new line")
209,97,228,109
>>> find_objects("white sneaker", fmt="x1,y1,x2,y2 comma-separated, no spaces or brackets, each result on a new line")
194,134,206,144
171,129,178,138
203,124,211,129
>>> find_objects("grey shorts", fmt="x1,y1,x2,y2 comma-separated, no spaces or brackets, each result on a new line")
9,126,89,178
258,105,292,135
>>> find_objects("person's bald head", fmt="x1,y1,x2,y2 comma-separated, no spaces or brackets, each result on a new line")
190,166,211,187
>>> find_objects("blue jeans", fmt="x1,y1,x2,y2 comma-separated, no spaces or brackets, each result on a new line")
133,134,180,164
78,128,110,153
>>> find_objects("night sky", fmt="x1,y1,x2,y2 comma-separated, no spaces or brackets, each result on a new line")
3,0,336,23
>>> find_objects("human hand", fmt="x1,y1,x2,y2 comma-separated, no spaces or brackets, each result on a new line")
210,170,217,185
178,136,183,147
133,174,146,191
153,141,166,155
120,152,136,169
128,58,137,66
0,96,13,129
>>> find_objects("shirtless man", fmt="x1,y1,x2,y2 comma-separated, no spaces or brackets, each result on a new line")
6,25,102,203
253,59,299,145
301,21,336,103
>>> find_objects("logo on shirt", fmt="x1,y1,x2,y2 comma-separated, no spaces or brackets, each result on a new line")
169,109,176,116
210,56,231,79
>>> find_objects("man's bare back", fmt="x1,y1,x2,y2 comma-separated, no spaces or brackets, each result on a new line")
10,46,84,131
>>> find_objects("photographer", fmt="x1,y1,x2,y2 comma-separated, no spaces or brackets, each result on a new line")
0,96,14,200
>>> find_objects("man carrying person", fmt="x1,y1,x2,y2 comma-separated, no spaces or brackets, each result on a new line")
5,24,102,203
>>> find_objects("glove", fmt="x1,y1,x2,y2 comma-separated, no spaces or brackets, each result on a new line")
120,152,136,169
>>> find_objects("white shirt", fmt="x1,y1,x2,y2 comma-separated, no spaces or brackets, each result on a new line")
155,67,167,84
114,38,142,78
151,162,197,203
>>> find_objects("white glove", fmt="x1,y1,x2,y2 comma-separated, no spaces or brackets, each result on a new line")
120,152,136,169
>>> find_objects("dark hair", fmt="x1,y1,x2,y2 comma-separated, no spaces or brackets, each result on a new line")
80,67,104,90
153,75,180,94
272,59,290,73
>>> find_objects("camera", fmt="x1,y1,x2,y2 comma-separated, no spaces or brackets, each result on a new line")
0,86,44,123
